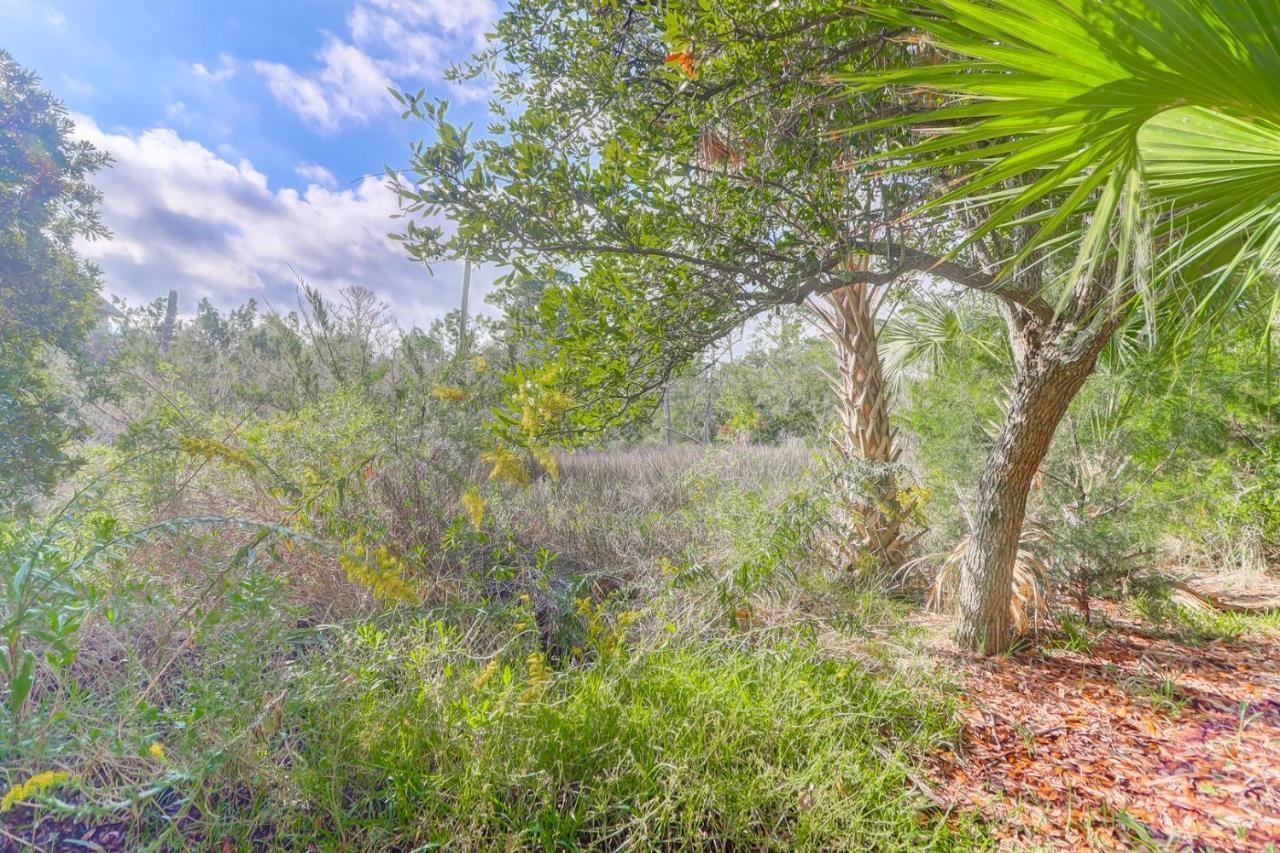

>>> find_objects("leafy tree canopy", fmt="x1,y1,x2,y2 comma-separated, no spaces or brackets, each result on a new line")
390,0,1040,441
0,49,110,508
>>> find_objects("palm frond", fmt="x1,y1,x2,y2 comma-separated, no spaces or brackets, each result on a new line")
906,529,1051,637
850,0,1280,310
879,295,1008,391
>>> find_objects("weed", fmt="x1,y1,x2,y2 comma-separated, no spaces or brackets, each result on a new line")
267,625,981,850
1044,614,1096,654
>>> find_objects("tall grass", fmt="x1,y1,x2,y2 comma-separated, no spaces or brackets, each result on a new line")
260,625,982,850
505,444,814,573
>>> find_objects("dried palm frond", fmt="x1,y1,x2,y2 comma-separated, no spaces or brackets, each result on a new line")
1166,582,1217,616
909,530,1051,637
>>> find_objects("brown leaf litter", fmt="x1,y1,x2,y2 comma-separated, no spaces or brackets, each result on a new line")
929,609,1280,850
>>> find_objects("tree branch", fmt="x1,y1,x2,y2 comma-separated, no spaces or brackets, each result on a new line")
849,241,1055,323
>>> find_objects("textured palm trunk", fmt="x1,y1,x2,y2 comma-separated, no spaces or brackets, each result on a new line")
820,272,904,574
158,289,178,354
954,331,1106,653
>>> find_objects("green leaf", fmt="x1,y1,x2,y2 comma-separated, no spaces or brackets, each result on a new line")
9,650,35,717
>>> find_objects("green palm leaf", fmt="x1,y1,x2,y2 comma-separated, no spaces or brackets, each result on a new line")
848,0,1280,307
880,295,1008,390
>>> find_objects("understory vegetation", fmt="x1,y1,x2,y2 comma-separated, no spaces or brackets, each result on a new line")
1,297,984,849
0,289,977,845
4,287,1278,849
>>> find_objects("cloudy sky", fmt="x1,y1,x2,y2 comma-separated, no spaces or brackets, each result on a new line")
1,0,501,326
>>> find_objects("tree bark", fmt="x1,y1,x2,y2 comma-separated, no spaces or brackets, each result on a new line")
158,289,178,354
662,387,673,445
819,274,904,573
829,282,896,465
702,382,714,443
954,325,1110,653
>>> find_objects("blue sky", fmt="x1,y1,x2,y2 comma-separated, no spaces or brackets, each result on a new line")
1,0,500,326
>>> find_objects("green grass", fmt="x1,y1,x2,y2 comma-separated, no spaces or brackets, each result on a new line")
1130,579,1280,644
1040,614,1098,654
1,442,992,850
1177,607,1280,640
236,622,983,850
3,583,988,850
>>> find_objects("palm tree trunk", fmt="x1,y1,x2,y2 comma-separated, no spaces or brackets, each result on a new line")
819,271,903,573
829,282,896,464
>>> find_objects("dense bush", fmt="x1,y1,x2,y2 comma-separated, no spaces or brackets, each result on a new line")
0,420,979,848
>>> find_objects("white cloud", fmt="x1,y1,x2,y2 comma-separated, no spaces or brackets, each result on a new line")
296,162,339,188
347,5,444,78
0,0,69,33
193,53,237,83
252,0,497,130
362,0,496,43
72,115,490,327
253,36,393,132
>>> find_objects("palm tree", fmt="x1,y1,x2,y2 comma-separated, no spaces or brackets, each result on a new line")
810,255,906,573
849,0,1280,652
698,132,911,574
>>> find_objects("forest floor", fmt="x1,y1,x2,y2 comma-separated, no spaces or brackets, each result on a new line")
926,604,1280,851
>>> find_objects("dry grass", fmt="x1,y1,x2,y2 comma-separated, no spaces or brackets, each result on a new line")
550,438,808,499
500,443,815,581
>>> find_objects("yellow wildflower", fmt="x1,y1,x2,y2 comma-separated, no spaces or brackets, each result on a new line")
338,548,419,605
431,384,470,403
1,771,70,813
178,436,256,472
519,651,549,702
481,447,530,485
520,403,539,436
512,377,572,440
530,446,559,481
543,390,572,414
615,610,641,629
473,659,499,690
460,487,485,528
148,742,167,761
